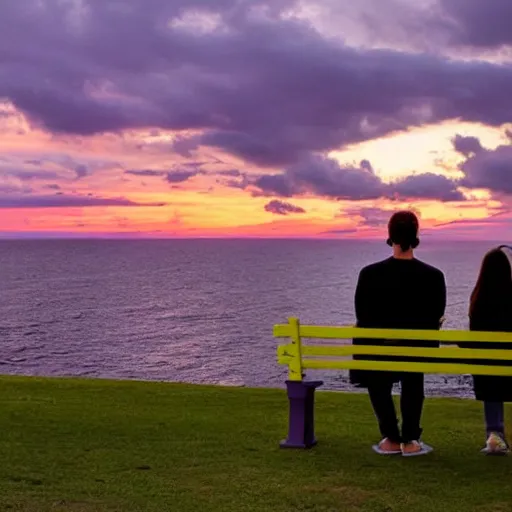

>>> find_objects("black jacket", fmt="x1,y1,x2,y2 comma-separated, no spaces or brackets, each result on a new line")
350,257,446,388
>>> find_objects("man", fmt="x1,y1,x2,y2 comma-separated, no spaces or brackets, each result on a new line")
351,211,446,456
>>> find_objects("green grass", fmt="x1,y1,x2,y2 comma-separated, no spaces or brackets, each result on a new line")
1,376,512,512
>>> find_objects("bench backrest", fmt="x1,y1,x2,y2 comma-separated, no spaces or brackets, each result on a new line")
273,317,512,381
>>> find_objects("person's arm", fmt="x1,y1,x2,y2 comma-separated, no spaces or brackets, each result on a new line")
354,267,371,327
353,267,373,352
438,271,447,328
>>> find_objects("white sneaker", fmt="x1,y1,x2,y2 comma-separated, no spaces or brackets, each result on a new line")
482,432,509,456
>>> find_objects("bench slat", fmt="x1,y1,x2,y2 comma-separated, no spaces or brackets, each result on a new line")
303,359,512,376
300,345,512,360
274,324,512,343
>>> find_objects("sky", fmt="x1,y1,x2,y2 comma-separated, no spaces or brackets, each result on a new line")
0,0,512,239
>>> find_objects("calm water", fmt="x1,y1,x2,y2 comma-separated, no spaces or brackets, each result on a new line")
0,239,501,397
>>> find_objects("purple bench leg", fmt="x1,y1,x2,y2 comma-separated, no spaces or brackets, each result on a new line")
280,380,324,449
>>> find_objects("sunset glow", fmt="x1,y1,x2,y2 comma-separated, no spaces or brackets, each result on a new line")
1,0,512,239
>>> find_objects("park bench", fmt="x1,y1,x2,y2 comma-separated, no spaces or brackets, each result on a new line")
273,317,512,449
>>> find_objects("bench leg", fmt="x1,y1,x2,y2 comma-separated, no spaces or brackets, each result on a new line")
280,380,324,449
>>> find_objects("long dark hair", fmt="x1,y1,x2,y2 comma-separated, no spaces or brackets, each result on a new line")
469,248,512,318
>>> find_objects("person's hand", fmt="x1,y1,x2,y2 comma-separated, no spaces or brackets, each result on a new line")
439,316,446,328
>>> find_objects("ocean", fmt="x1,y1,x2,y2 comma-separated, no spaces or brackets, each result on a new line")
0,239,501,397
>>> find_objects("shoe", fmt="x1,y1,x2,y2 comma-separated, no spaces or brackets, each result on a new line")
482,432,509,456
372,437,402,455
401,440,433,457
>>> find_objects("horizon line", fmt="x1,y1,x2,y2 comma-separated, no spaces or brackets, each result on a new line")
0,235,505,243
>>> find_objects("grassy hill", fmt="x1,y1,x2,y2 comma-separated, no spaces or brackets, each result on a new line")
1,376,511,511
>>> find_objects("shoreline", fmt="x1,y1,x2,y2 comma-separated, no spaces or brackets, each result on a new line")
0,371,477,399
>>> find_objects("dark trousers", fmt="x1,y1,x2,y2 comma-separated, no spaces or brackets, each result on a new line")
484,401,505,438
367,373,425,443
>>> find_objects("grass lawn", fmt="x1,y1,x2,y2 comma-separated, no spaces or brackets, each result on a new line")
1,376,512,512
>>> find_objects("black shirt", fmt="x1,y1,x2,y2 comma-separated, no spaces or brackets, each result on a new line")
350,257,446,386
355,257,446,333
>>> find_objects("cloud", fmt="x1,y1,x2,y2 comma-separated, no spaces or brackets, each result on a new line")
217,169,244,177
452,134,483,157
248,155,464,202
264,199,306,215
125,169,166,177
125,165,206,183
1,156,107,183
321,227,359,235
253,156,385,199
342,206,393,228
0,183,32,195
0,194,167,209
3,168,62,181
356,0,512,53
435,215,508,229
6,152,117,181
74,164,89,179
448,135,512,198
165,170,202,183
459,143,512,194
216,170,249,189
391,172,466,202
1,0,512,171
438,0,512,49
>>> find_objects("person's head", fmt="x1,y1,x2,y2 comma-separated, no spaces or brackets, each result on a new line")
470,247,512,317
386,211,420,256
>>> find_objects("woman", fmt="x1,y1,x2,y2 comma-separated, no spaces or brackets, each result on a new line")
468,247,512,455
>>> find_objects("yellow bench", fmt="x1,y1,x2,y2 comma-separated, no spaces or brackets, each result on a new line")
273,317,512,449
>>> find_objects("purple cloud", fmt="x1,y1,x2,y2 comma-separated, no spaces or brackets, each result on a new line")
217,171,249,190
360,0,512,53
0,183,32,195
125,169,166,177
1,0,512,171
1,156,108,183
75,164,89,179
0,194,167,209
321,228,359,235
3,168,61,181
342,206,394,228
253,174,295,198
391,173,465,202
248,155,463,202
217,169,244,177
438,0,512,49
253,156,385,200
452,134,483,157
435,213,510,228
264,200,306,216
459,144,512,194
125,164,209,183
165,170,200,183
7,153,116,181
